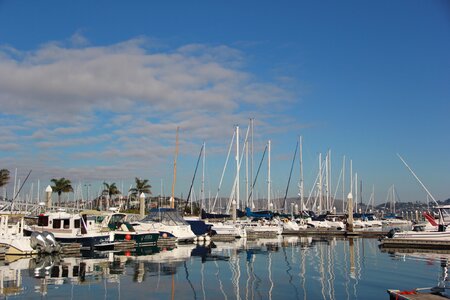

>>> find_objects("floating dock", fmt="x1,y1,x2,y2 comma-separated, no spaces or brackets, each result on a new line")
211,234,236,242
283,229,387,238
380,238,450,250
157,237,177,246
61,243,82,256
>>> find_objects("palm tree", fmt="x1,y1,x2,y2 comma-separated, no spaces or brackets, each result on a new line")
103,182,121,208
50,177,73,207
129,177,152,204
0,169,10,188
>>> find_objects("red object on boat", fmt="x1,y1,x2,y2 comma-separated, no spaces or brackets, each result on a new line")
125,234,132,240
423,211,438,226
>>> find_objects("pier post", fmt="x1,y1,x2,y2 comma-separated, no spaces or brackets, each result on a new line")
45,185,52,209
291,203,294,219
139,192,146,219
347,193,354,231
415,210,419,222
232,200,237,222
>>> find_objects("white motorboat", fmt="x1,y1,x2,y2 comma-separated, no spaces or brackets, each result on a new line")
24,210,112,250
387,205,450,241
0,214,37,255
133,208,196,243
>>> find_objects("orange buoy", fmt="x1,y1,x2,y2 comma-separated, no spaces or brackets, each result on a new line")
125,234,132,240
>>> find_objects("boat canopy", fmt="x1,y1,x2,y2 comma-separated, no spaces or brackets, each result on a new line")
142,208,189,226
435,205,450,210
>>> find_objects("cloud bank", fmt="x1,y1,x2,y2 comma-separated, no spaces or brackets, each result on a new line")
0,36,298,192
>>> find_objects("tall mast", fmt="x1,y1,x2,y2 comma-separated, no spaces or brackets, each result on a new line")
267,139,271,210
245,127,249,208
328,149,332,211
342,155,345,213
236,125,240,210
170,127,179,209
350,160,353,199
355,172,358,213
299,136,304,211
325,151,330,211
350,159,353,214
318,153,322,213
201,141,205,212
37,179,40,203
250,118,254,208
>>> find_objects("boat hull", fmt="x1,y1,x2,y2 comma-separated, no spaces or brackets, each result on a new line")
24,229,111,250
113,232,159,246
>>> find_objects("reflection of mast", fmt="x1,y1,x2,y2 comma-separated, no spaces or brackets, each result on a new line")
183,261,197,299
283,245,299,299
201,262,206,300
319,242,327,300
268,252,273,300
214,261,227,299
326,239,336,300
299,243,308,300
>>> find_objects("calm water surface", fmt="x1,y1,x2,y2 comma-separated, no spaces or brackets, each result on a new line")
1,237,448,299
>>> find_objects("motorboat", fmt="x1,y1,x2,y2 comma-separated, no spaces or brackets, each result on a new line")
132,208,196,243
1,214,60,255
24,210,112,250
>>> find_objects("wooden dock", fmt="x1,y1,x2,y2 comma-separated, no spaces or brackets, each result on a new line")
283,229,387,238
380,238,450,250
157,237,177,246
61,243,82,256
388,288,449,300
211,234,236,242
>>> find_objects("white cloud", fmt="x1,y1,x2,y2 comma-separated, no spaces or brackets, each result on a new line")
0,36,299,193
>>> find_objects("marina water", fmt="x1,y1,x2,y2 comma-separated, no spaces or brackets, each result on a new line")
1,237,448,299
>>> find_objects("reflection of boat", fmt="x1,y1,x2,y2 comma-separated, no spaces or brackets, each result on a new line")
0,257,32,296
32,255,118,289
386,249,450,299
118,243,197,263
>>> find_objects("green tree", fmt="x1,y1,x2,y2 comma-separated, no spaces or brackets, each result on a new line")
0,169,10,188
50,177,73,207
129,177,152,202
103,182,121,208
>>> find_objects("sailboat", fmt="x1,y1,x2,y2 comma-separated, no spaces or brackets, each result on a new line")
381,185,410,225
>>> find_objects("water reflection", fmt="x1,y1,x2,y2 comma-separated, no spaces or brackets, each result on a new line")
0,237,448,299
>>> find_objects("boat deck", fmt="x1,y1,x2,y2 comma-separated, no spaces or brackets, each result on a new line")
388,289,449,300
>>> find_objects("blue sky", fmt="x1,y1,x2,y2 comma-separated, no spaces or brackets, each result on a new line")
0,1,449,206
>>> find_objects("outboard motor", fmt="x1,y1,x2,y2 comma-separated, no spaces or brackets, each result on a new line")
30,232,48,251
387,228,401,238
30,231,61,254
42,231,61,253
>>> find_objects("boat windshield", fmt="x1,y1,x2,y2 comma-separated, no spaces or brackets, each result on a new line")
142,208,188,226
